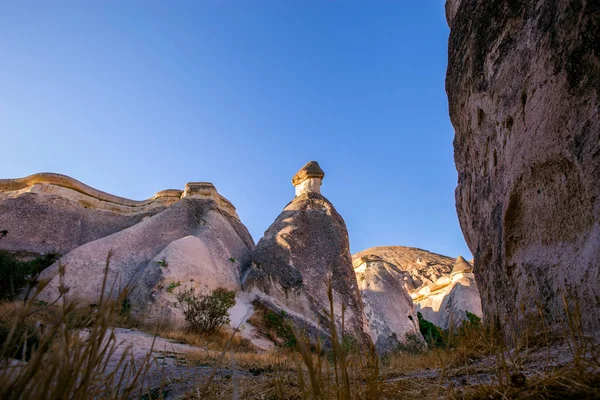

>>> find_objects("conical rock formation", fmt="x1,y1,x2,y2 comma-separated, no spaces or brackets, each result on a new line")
243,162,366,340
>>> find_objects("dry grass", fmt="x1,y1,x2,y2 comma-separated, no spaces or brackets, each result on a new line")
0,253,156,399
185,287,599,400
1,256,598,399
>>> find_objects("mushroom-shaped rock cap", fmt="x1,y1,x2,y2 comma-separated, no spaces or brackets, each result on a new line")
451,256,473,276
292,161,325,186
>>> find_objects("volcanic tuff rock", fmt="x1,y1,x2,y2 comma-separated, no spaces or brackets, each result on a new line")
411,256,482,330
446,0,600,335
242,161,366,339
0,173,181,257
353,255,422,353
353,247,482,338
33,180,254,324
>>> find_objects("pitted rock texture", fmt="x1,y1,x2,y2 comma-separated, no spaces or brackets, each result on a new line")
353,246,455,291
353,255,422,353
0,192,163,257
37,197,254,324
353,247,482,334
446,0,600,335
242,192,366,340
0,173,247,258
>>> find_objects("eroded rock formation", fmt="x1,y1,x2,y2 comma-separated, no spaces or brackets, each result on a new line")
353,255,422,352
446,0,600,335
0,173,242,258
29,180,254,324
242,161,366,340
353,247,482,340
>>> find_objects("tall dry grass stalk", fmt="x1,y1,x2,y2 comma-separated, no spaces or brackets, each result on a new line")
0,253,155,399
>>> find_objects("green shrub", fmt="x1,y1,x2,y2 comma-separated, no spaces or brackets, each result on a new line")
166,281,181,293
0,251,59,300
173,287,236,333
263,308,296,348
417,312,446,348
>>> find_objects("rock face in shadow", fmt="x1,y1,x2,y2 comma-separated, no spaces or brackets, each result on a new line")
353,247,482,339
242,162,366,340
0,174,178,257
446,0,600,335
353,255,422,353
35,182,254,324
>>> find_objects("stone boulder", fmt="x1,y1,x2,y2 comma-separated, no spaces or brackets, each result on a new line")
36,182,254,325
242,161,366,340
446,0,600,335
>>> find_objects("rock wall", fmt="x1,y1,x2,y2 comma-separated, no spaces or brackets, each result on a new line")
0,173,245,258
446,0,600,335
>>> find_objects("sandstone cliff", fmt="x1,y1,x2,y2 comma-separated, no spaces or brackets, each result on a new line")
446,0,600,335
353,247,482,340
242,162,366,340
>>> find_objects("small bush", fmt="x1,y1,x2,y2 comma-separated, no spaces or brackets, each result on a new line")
248,302,297,348
417,312,446,348
173,287,236,333
0,251,59,300
166,281,180,293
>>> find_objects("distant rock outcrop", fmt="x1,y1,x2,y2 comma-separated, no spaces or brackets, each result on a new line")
353,247,482,339
411,256,482,330
243,161,366,340
446,0,600,335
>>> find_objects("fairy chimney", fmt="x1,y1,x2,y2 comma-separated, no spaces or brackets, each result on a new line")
292,161,325,196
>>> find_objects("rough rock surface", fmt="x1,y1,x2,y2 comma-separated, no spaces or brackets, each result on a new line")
35,183,254,325
0,173,181,257
446,0,600,335
412,256,482,330
353,247,482,333
243,162,365,340
353,255,422,352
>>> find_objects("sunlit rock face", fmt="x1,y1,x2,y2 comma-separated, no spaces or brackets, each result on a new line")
242,161,366,340
32,179,255,325
353,247,482,335
353,255,423,353
411,257,482,330
446,0,600,335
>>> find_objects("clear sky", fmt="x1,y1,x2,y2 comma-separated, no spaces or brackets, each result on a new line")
0,1,471,258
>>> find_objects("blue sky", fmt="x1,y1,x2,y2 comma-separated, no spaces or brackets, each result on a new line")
0,1,471,258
